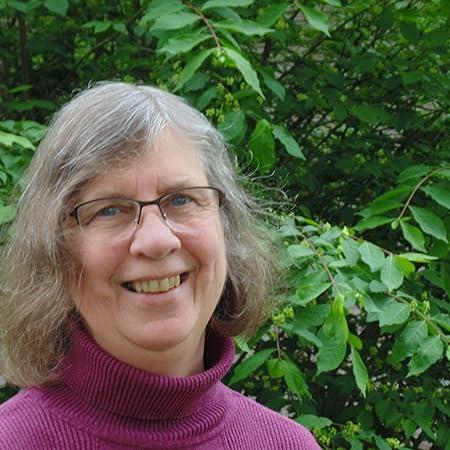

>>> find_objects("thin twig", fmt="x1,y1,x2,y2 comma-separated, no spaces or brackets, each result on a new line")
395,167,450,222
387,292,449,345
300,232,340,296
275,330,282,360
184,1,221,49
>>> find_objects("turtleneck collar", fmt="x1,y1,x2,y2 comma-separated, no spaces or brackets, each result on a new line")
57,326,235,422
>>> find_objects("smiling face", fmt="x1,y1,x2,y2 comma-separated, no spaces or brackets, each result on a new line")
67,130,227,375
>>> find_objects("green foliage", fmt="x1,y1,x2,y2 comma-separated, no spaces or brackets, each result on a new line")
1,0,449,448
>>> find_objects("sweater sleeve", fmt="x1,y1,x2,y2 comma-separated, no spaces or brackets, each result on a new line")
222,388,322,450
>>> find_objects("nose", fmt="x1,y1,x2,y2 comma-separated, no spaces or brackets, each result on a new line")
129,208,181,259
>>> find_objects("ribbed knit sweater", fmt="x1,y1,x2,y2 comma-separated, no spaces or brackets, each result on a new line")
0,327,320,449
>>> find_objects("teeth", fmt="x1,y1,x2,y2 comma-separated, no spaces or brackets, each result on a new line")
131,275,181,294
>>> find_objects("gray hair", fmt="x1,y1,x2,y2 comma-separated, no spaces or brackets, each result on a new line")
0,82,278,387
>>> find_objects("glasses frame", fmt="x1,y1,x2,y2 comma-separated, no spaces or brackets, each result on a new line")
67,186,225,229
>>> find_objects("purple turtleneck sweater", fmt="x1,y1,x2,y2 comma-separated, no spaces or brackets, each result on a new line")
0,327,320,449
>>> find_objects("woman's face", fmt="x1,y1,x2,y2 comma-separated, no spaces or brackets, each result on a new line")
67,130,227,371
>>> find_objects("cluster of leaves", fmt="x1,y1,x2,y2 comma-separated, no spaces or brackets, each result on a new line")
227,168,450,448
1,0,449,448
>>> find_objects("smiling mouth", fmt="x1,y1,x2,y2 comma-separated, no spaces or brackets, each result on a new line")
124,273,188,294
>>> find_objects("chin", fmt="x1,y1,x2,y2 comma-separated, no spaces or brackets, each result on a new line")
125,320,203,352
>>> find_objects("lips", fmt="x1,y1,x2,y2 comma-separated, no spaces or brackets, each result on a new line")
124,274,185,293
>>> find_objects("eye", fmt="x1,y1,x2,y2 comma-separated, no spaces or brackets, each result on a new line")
97,205,121,217
81,200,136,225
169,194,192,207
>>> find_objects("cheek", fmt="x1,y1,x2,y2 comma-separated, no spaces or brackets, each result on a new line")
181,220,227,280
67,236,125,300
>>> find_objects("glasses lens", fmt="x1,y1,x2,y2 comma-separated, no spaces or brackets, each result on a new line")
160,187,220,231
77,198,138,238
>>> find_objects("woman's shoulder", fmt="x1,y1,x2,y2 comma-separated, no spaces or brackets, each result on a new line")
0,388,37,419
0,389,49,448
222,385,321,449
0,388,81,450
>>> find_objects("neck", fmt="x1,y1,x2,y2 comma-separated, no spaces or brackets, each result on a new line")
89,327,206,377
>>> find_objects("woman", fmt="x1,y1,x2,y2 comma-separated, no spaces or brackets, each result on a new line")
0,82,320,449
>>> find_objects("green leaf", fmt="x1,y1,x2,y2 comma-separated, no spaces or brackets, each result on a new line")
218,110,246,142
409,206,448,243
358,200,402,219
317,297,348,373
0,204,17,225
400,221,426,252
342,238,360,266
299,5,330,36
348,332,362,350
371,184,411,204
291,304,330,329
287,326,322,347
354,216,393,231
351,105,391,124
347,439,363,450
112,22,126,34
375,436,391,450
216,20,273,36
380,255,404,291
321,0,341,5
287,244,315,259
202,0,253,10
44,0,69,16
422,184,450,209
266,358,284,379
398,164,430,183
442,262,450,298
369,280,388,293
359,242,385,272
395,256,415,277
150,11,200,31
234,335,250,352
399,21,420,43
378,301,411,327
261,72,285,101
158,33,211,57
196,86,217,110
296,414,332,429
317,334,346,374
141,0,185,23
401,71,423,85
398,252,437,263
391,320,428,364
351,346,369,397
6,1,34,13
248,119,275,171
432,313,450,332
297,270,331,305
272,125,305,160
257,3,289,27
223,47,263,96
281,359,311,400
229,348,274,384
407,335,443,377
175,49,214,91
0,130,34,150
95,21,111,34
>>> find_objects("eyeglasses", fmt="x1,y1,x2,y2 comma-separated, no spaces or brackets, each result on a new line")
68,186,225,240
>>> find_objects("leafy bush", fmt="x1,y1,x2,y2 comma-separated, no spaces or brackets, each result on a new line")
1,0,449,448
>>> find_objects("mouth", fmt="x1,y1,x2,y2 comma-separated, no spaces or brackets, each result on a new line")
123,273,189,294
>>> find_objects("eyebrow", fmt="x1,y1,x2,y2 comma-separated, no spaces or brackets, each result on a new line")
83,177,206,202
158,177,203,193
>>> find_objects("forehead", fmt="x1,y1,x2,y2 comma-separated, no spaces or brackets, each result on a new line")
80,129,209,201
